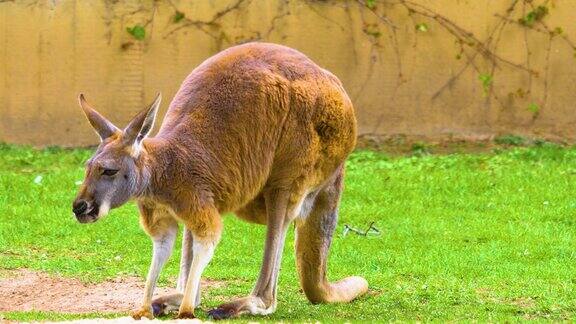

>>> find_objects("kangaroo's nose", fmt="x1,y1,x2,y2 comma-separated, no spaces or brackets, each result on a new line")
73,200,88,216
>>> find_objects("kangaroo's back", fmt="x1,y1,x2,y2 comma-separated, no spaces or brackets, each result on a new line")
157,42,356,212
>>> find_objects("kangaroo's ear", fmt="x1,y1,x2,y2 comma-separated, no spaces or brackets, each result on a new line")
78,94,120,141
123,93,161,147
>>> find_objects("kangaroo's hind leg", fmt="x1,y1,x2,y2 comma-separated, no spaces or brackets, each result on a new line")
207,189,293,319
295,166,368,303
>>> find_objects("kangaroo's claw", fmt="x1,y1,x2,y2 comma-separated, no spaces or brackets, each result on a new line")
130,307,154,320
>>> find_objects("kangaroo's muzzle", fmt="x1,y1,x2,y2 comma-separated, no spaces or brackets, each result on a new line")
72,199,100,223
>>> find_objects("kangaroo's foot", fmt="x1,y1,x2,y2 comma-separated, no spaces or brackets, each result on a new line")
175,307,196,319
130,306,154,320
208,296,275,320
151,292,186,316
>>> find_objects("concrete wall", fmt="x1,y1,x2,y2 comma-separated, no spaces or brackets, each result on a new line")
1,0,575,146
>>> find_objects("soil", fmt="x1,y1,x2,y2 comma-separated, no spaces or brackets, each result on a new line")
355,134,568,155
0,269,223,315
5,318,204,324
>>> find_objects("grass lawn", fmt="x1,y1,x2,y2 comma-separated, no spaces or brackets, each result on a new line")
0,143,575,322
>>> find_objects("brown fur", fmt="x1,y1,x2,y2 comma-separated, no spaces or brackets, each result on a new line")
74,42,367,319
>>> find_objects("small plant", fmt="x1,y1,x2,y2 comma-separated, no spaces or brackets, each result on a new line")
533,138,560,148
495,134,526,146
478,74,493,96
518,5,549,27
528,102,540,115
415,23,429,32
411,142,430,156
552,26,563,36
173,11,185,23
126,25,146,41
365,0,376,9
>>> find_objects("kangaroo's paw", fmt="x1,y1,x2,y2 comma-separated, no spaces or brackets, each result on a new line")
130,307,154,320
207,303,238,320
208,296,275,320
151,301,166,317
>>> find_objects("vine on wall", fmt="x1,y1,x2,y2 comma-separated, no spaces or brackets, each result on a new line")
107,0,574,123
355,0,575,121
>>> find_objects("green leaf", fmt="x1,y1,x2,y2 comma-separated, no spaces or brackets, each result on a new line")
126,25,146,41
173,11,185,23
528,102,540,114
365,0,376,9
518,5,548,27
552,26,563,36
478,73,493,96
416,23,429,32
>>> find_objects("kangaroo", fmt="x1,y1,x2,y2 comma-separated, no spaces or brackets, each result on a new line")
72,42,368,320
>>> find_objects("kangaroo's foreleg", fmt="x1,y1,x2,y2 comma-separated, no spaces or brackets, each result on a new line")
176,207,222,319
208,189,291,320
131,217,178,320
150,228,199,316
178,228,194,292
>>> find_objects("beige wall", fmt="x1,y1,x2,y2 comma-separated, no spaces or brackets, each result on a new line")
1,0,575,146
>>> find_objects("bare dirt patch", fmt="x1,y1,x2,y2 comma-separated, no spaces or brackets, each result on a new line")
4,318,204,324
0,269,224,314
356,133,568,155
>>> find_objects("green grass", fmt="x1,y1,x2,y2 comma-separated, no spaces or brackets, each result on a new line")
1,143,576,322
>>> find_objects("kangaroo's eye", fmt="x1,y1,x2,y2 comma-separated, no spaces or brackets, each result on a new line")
102,168,119,176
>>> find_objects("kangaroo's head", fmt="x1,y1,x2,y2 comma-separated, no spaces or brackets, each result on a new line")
72,94,161,223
